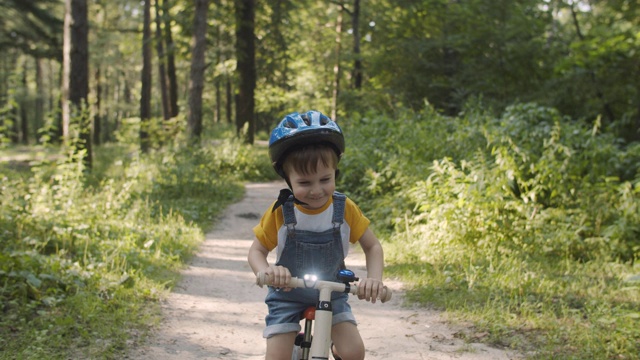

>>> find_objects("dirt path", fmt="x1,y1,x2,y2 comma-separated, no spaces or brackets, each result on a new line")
128,182,521,360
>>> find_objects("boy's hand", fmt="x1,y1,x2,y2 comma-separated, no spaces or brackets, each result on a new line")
264,265,292,291
358,278,385,303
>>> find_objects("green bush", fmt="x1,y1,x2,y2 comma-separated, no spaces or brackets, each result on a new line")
342,102,639,261
339,106,488,233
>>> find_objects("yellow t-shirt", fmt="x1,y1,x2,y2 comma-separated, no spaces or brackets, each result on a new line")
253,195,370,260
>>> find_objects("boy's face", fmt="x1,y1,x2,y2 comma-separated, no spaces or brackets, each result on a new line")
288,160,336,210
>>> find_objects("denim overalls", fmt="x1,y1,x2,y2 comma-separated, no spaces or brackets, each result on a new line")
263,192,356,338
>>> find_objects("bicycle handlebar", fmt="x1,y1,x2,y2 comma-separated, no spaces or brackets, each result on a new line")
255,272,392,303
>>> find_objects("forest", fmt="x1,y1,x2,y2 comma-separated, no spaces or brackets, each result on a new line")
0,0,639,359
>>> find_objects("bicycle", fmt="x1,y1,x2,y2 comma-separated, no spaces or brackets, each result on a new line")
256,269,392,360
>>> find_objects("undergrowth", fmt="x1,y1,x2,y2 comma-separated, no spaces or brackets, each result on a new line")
0,126,273,359
340,103,640,359
2,105,640,359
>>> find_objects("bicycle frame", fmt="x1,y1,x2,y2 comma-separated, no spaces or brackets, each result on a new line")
256,272,391,359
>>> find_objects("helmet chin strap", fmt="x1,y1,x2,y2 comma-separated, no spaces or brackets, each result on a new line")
271,188,307,212
271,169,340,212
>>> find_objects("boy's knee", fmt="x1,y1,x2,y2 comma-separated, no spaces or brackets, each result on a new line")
334,343,365,360
332,322,365,360
265,332,297,360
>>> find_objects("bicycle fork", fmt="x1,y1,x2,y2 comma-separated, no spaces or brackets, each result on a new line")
295,287,334,360
309,287,333,359
295,307,314,360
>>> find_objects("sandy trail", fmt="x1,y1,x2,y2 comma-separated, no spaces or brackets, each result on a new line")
127,182,520,359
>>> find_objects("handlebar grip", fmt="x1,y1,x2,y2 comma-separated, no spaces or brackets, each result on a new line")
256,272,268,287
380,286,392,303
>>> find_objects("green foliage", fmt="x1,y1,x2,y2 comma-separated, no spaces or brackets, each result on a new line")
364,0,554,114
339,105,489,233
0,0,63,58
354,0,640,142
113,116,187,150
341,103,640,359
0,135,272,358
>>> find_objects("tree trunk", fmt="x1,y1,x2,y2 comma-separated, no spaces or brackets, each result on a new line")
226,76,232,124
0,55,6,104
103,71,111,142
215,78,221,123
1,55,7,142
234,0,255,144
569,3,615,124
442,1,460,116
214,10,222,124
635,98,640,142
351,0,362,90
11,106,19,143
93,66,101,145
164,0,178,117
187,0,209,142
140,0,152,153
35,57,45,142
331,7,343,121
20,58,29,144
155,0,170,120
54,61,63,142
62,0,92,168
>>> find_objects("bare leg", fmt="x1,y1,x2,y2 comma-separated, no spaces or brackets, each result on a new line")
266,332,297,360
331,322,365,360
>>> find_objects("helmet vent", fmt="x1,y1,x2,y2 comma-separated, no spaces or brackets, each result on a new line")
284,119,297,128
320,116,329,125
301,114,311,126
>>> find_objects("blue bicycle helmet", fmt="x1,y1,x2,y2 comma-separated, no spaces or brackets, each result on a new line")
269,110,345,177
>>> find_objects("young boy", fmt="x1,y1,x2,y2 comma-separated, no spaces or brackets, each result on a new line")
248,110,385,360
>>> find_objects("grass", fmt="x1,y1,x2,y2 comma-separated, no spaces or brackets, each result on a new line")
382,235,640,359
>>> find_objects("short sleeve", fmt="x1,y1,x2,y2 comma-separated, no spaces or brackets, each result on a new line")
344,197,370,243
252,202,283,251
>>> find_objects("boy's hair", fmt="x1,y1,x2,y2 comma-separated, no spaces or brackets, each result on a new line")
281,143,339,177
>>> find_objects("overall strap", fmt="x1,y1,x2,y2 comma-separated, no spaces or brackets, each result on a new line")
282,196,297,237
332,192,348,271
331,192,347,228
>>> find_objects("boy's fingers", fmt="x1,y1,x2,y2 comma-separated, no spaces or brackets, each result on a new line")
358,281,370,301
370,286,378,303
358,279,385,302
268,266,291,287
